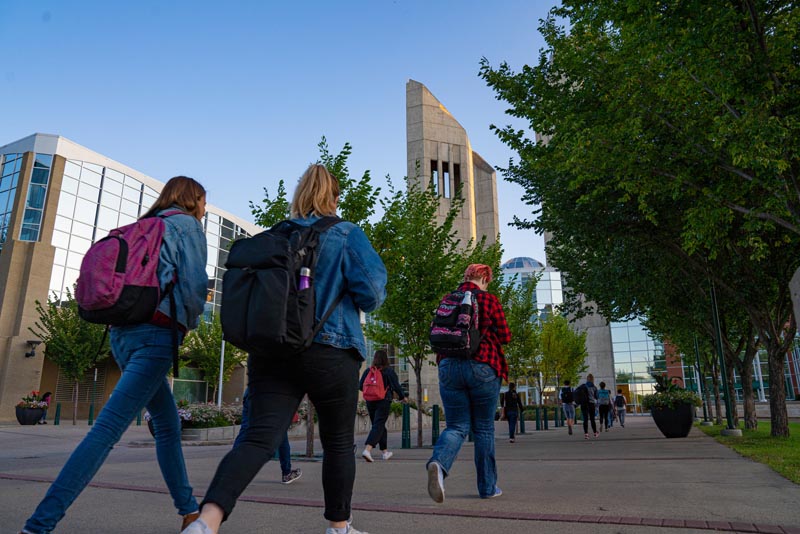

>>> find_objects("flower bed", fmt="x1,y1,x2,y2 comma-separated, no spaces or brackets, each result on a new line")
144,400,243,429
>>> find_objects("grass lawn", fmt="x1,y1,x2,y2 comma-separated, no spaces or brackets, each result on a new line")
696,421,800,484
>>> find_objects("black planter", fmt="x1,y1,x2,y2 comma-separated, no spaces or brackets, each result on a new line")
650,403,694,438
16,406,45,425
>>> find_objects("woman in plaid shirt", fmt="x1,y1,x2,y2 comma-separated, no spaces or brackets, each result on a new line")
426,264,511,503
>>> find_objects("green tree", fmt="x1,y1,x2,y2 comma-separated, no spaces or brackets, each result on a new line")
499,276,540,385
480,0,800,436
538,314,587,402
29,289,109,425
367,179,502,446
182,314,247,404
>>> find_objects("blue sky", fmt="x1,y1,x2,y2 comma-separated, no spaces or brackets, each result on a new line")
0,0,559,264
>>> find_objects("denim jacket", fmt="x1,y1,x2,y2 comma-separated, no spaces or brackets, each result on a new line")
291,215,387,359
155,206,208,331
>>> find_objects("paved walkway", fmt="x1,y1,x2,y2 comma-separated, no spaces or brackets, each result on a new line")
1,415,798,533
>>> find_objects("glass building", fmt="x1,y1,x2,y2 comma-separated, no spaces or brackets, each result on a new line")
610,318,664,413
0,134,260,420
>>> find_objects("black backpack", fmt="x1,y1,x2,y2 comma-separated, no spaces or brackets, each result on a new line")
560,386,574,404
221,217,342,356
429,288,482,358
572,383,588,405
614,394,625,407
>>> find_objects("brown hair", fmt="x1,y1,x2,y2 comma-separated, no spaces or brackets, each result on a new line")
141,176,206,220
372,349,389,369
290,164,340,219
464,264,493,284
587,373,594,382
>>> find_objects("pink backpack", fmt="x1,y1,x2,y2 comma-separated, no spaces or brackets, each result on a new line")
76,210,182,325
362,366,387,401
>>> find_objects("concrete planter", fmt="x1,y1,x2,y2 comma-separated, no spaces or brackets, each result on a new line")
181,425,241,441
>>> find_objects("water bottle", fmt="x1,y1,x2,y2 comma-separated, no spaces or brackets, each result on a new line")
457,290,472,326
298,267,311,290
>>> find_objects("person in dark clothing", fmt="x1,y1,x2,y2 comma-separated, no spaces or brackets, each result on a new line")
500,383,524,442
581,373,599,439
359,349,407,462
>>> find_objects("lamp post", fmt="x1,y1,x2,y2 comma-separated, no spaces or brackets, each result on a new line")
709,281,742,436
693,334,711,425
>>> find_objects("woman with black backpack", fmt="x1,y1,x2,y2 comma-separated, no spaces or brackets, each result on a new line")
577,373,599,439
359,349,407,462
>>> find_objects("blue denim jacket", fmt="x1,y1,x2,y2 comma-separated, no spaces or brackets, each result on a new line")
155,207,208,331
291,215,387,359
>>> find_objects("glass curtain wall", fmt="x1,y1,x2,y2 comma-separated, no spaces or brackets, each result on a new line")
611,319,663,413
0,152,23,252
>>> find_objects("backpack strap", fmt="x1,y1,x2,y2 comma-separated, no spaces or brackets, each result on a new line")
310,215,342,233
307,216,344,343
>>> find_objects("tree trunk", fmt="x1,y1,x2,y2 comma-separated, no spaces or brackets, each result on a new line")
739,359,758,430
767,347,789,437
305,397,316,457
415,358,424,448
72,381,79,425
724,360,739,427
712,371,723,426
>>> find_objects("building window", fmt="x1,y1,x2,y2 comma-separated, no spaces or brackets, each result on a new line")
453,164,461,198
19,153,53,242
430,160,439,195
442,162,450,198
0,153,23,251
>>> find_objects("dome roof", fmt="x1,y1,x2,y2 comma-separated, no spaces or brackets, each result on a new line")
501,257,544,270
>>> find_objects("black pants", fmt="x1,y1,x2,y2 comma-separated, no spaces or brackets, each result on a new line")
365,398,391,449
582,402,597,434
201,344,360,522
599,405,611,429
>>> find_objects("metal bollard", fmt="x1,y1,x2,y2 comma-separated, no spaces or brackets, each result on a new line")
401,403,411,449
88,403,95,426
136,410,142,426
432,405,440,446
535,407,541,430
519,410,526,434
54,402,61,425
544,407,549,430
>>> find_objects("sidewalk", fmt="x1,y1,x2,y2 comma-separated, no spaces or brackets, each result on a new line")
1,416,798,533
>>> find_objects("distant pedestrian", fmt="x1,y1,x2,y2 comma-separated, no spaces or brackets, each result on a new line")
21,176,209,534
559,380,576,435
426,264,511,503
614,389,627,428
580,373,598,439
597,381,612,432
236,388,301,484
181,164,386,534
359,349,407,462
501,383,524,442
38,392,52,424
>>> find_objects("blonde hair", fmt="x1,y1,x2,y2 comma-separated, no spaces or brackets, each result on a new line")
290,164,340,219
141,176,206,220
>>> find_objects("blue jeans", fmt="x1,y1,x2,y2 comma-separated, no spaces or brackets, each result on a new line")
24,324,197,534
427,358,501,498
236,388,292,476
506,411,518,439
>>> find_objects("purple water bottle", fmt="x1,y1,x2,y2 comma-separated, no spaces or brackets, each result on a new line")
299,267,311,290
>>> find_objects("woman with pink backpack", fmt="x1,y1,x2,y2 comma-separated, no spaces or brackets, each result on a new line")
359,349,407,462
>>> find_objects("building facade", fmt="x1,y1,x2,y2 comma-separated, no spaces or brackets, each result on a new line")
0,134,260,421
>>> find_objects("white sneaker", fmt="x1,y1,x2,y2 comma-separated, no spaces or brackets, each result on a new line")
181,518,215,534
325,525,370,534
427,461,445,503
381,451,393,461
361,448,374,462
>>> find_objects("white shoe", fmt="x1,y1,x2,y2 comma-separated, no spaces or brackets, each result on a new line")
326,525,370,534
181,518,215,534
381,451,393,461
427,461,445,503
361,449,374,462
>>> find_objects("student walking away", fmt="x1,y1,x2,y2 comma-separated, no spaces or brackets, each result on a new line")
501,383,524,442
21,177,209,534
576,373,598,439
560,380,576,435
614,389,627,428
38,392,52,424
426,264,511,503
182,164,387,534
597,381,612,432
236,388,301,484
360,349,407,462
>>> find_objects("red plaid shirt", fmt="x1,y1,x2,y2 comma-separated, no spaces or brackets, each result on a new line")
436,281,511,380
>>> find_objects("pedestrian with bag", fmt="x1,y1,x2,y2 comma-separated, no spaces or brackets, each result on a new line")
577,373,599,439
20,176,209,534
614,389,627,428
597,381,612,432
500,382,524,443
560,380,576,435
38,392,52,424
182,164,387,534
359,349,407,462
426,264,511,503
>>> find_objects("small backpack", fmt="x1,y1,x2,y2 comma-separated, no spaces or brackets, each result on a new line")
614,394,625,407
560,386,574,404
362,366,387,401
429,289,481,358
572,383,588,405
75,210,184,376
221,217,342,356
598,389,611,405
